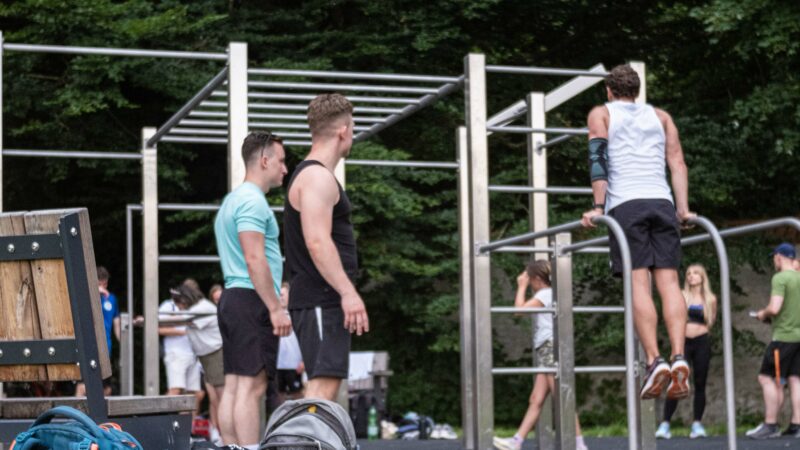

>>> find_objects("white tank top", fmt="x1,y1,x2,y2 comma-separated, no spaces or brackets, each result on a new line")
605,101,673,211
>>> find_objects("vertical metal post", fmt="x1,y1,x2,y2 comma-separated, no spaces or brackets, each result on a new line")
629,60,655,450
526,93,548,260
122,205,135,395
528,92,554,449
141,127,159,396
464,53,493,450
227,42,248,192
0,31,4,213
119,312,132,396
553,233,576,450
457,126,476,450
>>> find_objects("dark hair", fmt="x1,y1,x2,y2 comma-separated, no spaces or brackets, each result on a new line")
605,64,640,99
208,284,223,299
97,266,109,282
526,259,551,286
241,131,283,166
307,93,353,136
171,284,203,307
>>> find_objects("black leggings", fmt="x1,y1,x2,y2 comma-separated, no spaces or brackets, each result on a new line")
664,333,711,422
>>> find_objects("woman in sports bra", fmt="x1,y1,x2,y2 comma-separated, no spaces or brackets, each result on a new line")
656,264,717,439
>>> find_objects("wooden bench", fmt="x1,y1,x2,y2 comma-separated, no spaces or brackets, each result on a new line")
0,209,194,449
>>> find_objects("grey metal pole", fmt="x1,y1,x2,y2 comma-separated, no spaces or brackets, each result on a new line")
141,127,159,396
479,220,582,254
2,149,143,159
688,216,736,450
485,65,609,77
123,204,135,396
553,233,577,450
487,126,588,136
227,42,248,192
464,53,493,450
527,93,548,260
248,68,461,84
119,313,132,396
345,159,458,169
249,80,440,95
488,185,592,195
592,215,639,450
457,126,476,450
2,42,228,60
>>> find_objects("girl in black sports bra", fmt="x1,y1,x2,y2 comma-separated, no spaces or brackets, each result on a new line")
656,264,717,440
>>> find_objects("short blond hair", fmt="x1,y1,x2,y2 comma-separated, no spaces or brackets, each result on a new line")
307,93,353,136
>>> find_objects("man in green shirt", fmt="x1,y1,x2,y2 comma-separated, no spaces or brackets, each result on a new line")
747,243,800,439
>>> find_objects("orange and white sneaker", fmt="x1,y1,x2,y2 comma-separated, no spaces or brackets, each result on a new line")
640,357,671,400
666,355,691,400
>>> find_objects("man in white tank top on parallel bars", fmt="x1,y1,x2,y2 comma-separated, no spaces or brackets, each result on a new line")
581,64,696,401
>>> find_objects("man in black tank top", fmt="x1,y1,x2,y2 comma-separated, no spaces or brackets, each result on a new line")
284,93,369,401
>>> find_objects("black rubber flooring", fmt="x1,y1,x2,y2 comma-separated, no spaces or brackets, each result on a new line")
357,436,800,449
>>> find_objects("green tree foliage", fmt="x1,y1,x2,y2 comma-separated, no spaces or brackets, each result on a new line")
1,0,798,426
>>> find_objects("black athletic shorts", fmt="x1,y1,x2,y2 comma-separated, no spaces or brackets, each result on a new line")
759,341,800,382
607,198,681,276
277,369,304,394
291,306,350,380
218,287,279,377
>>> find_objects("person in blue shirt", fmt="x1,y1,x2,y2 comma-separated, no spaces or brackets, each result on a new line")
76,266,119,397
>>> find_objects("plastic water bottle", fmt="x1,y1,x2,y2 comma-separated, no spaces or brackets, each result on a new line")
367,405,379,440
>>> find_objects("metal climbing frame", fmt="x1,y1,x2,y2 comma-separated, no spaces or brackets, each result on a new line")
461,52,664,450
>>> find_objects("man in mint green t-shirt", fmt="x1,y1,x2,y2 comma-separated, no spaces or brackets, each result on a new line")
213,131,292,449
748,243,800,439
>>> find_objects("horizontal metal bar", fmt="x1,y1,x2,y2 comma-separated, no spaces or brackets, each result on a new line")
538,134,576,149
562,236,608,254
487,126,588,135
354,77,464,143
243,92,423,105
492,367,558,375
574,365,626,374
0,339,79,365
2,149,142,160
0,234,63,260
188,111,227,118
199,101,227,108
249,121,370,131
282,140,312,147
486,65,609,77
159,255,220,263
344,159,458,169
247,68,461,83
491,246,554,254
160,136,227,144
247,103,404,114
170,127,228,136
156,203,283,213
271,132,312,139
178,119,227,127
488,185,592,195
2,43,228,60
682,217,800,246
574,246,609,254
490,307,556,314
248,81,439,95
148,67,230,146
246,113,387,124
479,220,583,254
573,306,624,313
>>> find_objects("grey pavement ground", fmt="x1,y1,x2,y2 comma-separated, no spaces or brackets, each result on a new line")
357,437,800,449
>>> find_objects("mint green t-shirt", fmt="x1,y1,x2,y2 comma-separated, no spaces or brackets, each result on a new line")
214,182,282,296
770,270,800,342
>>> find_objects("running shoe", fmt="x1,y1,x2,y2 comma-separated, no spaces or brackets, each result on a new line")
430,424,442,439
689,421,707,439
439,424,458,440
746,423,780,440
782,423,800,437
655,421,671,439
640,357,671,399
493,436,522,450
575,437,589,450
666,355,691,400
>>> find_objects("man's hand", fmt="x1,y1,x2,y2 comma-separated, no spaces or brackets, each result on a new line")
342,291,369,336
581,208,603,228
676,209,697,229
269,309,292,337
756,309,772,324
99,286,109,297
517,271,530,290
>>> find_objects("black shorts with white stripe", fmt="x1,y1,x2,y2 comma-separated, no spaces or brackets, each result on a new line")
291,306,351,380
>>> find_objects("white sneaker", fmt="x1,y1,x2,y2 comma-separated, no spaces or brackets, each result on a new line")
689,421,707,439
493,436,521,450
430,424,442,439
655,421,671,439
439,424,458,440
576,437,589,450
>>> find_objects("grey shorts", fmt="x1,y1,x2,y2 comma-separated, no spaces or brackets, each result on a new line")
199,348,225,387
536,340,555,368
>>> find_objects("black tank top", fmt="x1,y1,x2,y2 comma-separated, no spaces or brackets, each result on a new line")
284,160,358,309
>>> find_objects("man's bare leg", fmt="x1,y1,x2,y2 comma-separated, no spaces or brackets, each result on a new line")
219,374,238,444
305,377,341,401
789,376,800,424
654,268,686,357
632,269,660,363
233,370,268,447
759,374,783,424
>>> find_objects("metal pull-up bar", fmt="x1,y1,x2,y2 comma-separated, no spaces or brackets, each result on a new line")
2,42,228,60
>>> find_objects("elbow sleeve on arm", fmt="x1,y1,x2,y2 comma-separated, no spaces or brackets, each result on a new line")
588,137,609,182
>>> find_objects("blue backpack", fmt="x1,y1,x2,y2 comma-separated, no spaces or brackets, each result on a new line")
11,406,143,450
